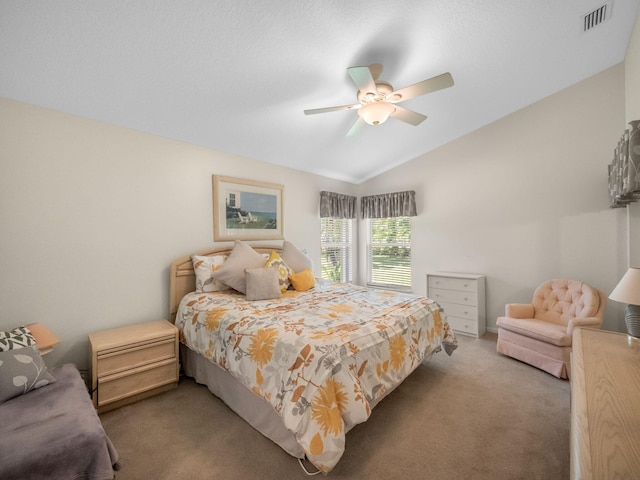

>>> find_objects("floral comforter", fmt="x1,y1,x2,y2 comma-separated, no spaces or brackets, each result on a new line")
175,281,457,473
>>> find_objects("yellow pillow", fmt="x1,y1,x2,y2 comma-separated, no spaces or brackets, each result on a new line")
264,251,293,292
289,268,315,292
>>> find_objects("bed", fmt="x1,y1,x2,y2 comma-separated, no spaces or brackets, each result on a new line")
169,242,457,474
0,362,119,480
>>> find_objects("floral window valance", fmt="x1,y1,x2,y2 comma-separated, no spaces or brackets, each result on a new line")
360,191,417,219
319,191,357,219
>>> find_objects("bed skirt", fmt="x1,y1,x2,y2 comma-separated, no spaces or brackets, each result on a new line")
180,341,438,464
180,344,305,458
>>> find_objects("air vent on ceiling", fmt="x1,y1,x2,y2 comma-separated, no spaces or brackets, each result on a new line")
582,2,612,33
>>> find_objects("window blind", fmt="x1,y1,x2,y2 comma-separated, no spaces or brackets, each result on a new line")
368,217,411,288
320,217,352,282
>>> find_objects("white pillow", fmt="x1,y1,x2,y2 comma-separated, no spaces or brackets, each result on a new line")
192,255,230,293
211,241,267,294
281,241,312,273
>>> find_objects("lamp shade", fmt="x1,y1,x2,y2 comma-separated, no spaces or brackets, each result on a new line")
358,102,395,126
609,268,640,305
27,323,60,355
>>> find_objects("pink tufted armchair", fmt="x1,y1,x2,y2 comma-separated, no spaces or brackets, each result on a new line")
496,279,606,379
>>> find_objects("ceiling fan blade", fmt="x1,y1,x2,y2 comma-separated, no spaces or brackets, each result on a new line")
369,63,383,81
347,66,377,95
390,72,454,103
390,105,427,126
304,104,359,115
346,116,366,137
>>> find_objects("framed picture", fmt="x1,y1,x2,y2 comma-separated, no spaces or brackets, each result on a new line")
212,175,284,241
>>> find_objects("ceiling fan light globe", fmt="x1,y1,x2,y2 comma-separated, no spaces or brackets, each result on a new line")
358,102,395,126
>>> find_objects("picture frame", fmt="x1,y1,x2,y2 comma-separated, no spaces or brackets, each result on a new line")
212,175,284,241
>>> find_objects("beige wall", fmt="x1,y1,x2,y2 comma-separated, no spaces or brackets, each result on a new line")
625,11,640,267
0,98,355,369
359,64,627,333
626,10,640,122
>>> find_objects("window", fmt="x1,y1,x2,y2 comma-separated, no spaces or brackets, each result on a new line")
368,217,411,289
320,217,352,282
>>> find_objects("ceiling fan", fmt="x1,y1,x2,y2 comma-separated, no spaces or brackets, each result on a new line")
304,63,454,136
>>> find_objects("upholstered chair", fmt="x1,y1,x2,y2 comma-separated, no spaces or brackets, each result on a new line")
496,279,606,379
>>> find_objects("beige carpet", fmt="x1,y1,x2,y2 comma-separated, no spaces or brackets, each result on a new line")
100,333,570,479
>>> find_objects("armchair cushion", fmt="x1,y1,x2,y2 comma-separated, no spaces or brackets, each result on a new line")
497,316,571,347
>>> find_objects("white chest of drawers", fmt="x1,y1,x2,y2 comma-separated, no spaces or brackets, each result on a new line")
426,272,486,337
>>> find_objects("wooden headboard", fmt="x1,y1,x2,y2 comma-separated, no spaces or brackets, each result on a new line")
169,244,283,323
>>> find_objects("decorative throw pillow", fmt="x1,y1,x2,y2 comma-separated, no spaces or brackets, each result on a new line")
0,345,57,403
192,255,230,293
211,240,268,294
245,267,282,301
281,241,312,273
264,251,293,292
289,268,316,292
0,326,36,352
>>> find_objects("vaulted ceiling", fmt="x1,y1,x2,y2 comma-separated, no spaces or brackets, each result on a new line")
1,1,639,183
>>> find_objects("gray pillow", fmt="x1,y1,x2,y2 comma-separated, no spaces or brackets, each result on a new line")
211,240,267,294
281,241,311,273
0,345,57,403
245,267,282,301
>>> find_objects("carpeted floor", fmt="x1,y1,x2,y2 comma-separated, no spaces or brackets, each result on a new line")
100,333,570,479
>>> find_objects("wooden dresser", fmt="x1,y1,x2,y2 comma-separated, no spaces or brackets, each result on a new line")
89,320,179,413
571,328,640,479
426,272,486,337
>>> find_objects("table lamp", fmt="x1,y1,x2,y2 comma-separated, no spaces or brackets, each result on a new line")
609,267,640,338
28,323,60,355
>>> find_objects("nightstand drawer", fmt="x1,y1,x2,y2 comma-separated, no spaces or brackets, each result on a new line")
429,287,477,306
97,359,178,406
428,276,477,292
96,336,176,377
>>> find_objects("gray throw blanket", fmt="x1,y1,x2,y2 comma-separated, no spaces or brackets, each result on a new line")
0,363,119,480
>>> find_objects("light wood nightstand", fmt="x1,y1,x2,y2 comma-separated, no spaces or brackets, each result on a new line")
89,320,179,413
571,328,640,479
